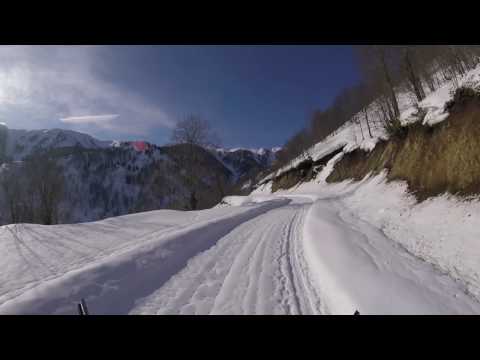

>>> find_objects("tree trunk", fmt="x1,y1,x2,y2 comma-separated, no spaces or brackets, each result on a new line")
377,99,390,127
364,108,373,138
404,50,425,102
380,51,400,118
357,116,365,141
190,191,198,210
423,69,436,93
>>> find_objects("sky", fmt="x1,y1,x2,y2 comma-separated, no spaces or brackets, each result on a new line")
0,45,360,149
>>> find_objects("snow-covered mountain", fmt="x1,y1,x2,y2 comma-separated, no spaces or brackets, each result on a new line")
210,147,280,182
2,126,112,161
0,124,279,176
0,125,279,225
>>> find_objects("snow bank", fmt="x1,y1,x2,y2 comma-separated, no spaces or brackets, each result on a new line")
340,173,480,301
272,169,480,306
217,195,282,207
301,194,480,314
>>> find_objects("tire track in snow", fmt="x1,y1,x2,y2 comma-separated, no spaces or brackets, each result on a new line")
131,202,316,315
131,213,278,314
276,210,302,315
286,204,325,315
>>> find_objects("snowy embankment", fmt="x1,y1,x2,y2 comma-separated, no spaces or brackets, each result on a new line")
303,192,479,314
333,174,480,302
215,195,281,207
261,65,480,184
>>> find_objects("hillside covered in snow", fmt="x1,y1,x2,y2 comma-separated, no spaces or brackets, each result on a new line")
0,125,279,225
260,62,480,185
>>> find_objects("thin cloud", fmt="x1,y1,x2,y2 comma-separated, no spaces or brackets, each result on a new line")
60,114,119,124
0,46,176,139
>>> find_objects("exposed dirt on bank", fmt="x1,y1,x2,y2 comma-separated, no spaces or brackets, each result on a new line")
327,93,480,201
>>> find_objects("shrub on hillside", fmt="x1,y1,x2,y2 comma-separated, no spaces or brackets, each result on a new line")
445,86,480,114
385,117,407,139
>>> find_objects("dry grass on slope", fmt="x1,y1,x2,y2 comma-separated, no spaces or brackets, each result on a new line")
327,91,480,201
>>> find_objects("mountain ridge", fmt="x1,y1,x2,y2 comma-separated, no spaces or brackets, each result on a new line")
0,124,280,163
0,125,279,225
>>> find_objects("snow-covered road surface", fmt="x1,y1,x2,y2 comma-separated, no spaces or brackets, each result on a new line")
0,194,479,315
131,198,321,315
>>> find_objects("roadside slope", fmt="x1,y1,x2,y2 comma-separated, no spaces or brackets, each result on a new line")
302,197,480,314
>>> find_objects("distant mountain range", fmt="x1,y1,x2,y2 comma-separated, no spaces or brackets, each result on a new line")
0,125,279,225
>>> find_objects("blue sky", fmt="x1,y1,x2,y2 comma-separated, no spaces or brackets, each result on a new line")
0,45,360,148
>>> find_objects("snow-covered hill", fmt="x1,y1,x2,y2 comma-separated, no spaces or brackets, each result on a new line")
260,65,480,184
0,125,278,177
0,126,279,225
3,127,112,161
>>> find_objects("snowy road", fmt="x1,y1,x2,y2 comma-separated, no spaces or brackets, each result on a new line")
0,194,479,314
131,198,322,315
132,195,480,315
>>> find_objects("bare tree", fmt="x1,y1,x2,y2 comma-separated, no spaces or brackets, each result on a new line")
276,46,480,171
0,163,36,224
355,115,365,141
1,165,25,223
399,46,426,102
283,129,312,164
0,124,7,163
24,156,65,225
363,107,373,138
170,115,221,210
357,46,401,118
171,115,220,148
